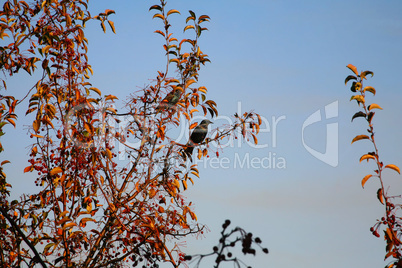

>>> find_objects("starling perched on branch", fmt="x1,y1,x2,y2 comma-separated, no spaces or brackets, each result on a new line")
184,119,213,156
156,86,183,112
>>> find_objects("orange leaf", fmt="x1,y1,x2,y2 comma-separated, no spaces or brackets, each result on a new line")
368,103,382,111
62,222,77,230
24,165,33,173
384,164,400,174
361,174,372,188
50,167,63,176
351,135,370,144
105,95,118,101
173,179,180,189
252,133,258,145
167,9,180,16
359,154,375,162
33,119,40,133
347,64,358,76
189,122,197,129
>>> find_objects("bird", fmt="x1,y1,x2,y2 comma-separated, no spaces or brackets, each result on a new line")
156,86,183,112
184,119,213,156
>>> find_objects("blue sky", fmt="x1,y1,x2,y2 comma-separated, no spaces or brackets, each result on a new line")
3,0,402,267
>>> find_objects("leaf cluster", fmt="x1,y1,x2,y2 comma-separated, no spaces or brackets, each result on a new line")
0,1,263,267
346,64,402,268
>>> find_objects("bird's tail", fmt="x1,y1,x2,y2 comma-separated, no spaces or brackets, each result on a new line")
184,145,194,156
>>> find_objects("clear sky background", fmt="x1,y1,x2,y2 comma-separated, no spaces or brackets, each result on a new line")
3,0,402,267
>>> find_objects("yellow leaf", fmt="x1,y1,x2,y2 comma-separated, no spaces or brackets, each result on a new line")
84,122,92,135
33,119,41,133
363,86,376,95
62,222,77,230
384,164,400,174
89,87,101,96
351,135,370,144
347,64,358,76
86,202,92,212
368,103,382,111
198,86,207,94
105,95,118,101
185,79,196,89
167,9,180,16
173,179,180,189
197,149,202,160
350,95,365,104
153,14,164,20
81,218,95,225
359,154,375,162
50,167,63,176
361,174,372,188
169,58,180,64
105,148,112,159
184,25,195,32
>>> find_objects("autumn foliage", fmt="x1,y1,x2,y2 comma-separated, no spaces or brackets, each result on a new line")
346,64,402,268
0,0,262,267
